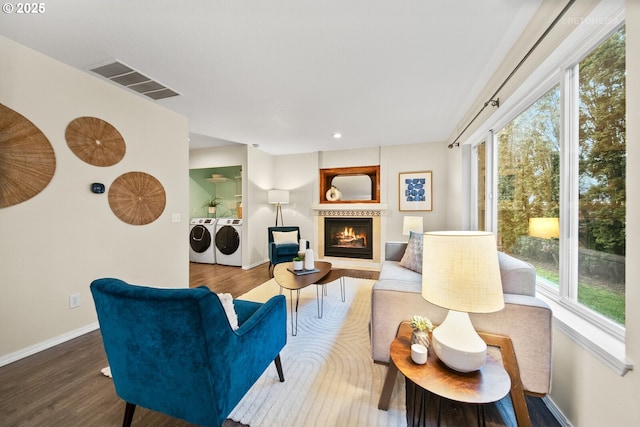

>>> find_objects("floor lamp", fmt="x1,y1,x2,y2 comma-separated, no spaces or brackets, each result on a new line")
268,189,289,226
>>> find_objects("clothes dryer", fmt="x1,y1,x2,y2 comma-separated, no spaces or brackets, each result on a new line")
189,218,217,264
215,218,242,266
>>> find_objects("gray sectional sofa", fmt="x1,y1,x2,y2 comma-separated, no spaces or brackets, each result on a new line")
371,241,553,397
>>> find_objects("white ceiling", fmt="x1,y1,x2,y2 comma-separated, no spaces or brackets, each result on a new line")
0,0,541,155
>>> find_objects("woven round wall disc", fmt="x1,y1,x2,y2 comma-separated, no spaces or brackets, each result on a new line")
108,172,166,225
0,103,56,208
65,116,125,167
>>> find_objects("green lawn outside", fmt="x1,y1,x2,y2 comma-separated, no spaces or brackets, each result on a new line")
535,266,625,325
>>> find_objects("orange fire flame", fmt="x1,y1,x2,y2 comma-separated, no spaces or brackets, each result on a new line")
336,227,367,245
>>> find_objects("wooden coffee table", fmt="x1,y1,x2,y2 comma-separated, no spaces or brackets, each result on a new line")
273,261,333,336
378,322,511,427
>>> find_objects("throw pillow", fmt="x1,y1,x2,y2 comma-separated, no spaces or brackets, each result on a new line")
217,292,239,330
399,231,424,274
273,230,298,244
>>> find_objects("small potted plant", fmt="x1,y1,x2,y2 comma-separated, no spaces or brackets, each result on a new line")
292,255,304,271
202,196,223,216
409,314,433,349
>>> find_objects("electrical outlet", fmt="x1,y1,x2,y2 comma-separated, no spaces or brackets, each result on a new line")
69,293,81,309
171,213,181,223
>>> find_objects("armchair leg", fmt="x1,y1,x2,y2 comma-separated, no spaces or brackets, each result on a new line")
274,354,285,382
122,402,136,427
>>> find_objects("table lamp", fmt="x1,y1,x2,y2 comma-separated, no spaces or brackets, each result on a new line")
268,189,289,226
421,231,504,372
402,216,424,236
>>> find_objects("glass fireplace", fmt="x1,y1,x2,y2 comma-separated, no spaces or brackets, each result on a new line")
324,217,373,259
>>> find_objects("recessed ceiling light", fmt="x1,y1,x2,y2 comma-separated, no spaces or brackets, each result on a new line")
332,132,342,139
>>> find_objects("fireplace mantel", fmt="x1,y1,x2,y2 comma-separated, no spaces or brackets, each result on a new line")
311,203,388,215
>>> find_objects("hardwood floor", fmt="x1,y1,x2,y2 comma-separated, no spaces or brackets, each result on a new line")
188,261,379,296
0,262,561,427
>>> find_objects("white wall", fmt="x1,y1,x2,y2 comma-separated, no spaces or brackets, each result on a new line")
273,153,316,246
0,36,189,364
245,146,276,268
189,145,247,170
380,143,450,240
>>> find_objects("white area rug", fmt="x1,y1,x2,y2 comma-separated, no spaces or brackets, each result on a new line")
228,277,406,427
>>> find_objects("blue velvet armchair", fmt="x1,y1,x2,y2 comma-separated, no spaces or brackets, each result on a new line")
268,226,309,276
90,278,286,427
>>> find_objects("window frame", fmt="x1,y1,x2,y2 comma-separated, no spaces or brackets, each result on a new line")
465,4,629,374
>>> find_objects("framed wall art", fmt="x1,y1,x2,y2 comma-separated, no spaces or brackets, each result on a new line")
399,171,432,211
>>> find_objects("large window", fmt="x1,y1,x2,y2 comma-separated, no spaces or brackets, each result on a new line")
487,26,626,327
576,26,626,325
496,85,561,292
477,141,486,231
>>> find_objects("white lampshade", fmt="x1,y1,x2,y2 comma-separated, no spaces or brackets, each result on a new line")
421,231,504,372
422,231,503,313
267,189,289,204
402,216,424,236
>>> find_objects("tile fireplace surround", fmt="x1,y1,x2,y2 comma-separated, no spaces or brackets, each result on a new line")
312,203,387,270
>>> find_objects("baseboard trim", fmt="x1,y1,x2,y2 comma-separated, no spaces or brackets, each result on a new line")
245,259,269,270
0,322,99,368
543,395,573,426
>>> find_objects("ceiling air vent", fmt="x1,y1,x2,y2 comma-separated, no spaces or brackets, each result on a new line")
90,60,179,100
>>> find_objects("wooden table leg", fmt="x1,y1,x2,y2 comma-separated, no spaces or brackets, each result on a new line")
478,332,532,427
378,361,399,410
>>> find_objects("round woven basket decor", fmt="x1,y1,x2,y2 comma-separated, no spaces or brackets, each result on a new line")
0,103,56,208
108,172,166,225
65,116,125,167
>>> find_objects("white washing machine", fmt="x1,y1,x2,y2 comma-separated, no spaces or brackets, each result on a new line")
215,218,242,266
189,218,217,264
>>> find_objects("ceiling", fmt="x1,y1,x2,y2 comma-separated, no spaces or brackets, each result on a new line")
0,0,541,155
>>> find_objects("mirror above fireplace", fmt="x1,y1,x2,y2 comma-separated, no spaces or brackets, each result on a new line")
331,175,371,200
319,165,380,203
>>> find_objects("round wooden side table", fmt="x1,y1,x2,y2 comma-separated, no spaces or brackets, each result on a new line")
379,322,511,427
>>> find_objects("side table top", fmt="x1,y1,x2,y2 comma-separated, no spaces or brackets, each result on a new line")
390,322,511,405
273,261,332,290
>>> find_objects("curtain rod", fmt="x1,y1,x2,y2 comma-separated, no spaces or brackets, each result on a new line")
448,0,576,149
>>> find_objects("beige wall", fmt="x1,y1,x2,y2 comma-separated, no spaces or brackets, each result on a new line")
0,36,189,364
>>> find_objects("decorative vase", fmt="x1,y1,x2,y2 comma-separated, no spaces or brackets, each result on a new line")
208,206,216,214
411,329,430,349
304,249,315,270
326,186,342,201
293,260,303,270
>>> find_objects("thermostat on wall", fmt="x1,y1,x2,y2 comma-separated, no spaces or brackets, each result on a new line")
91,183,105,194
